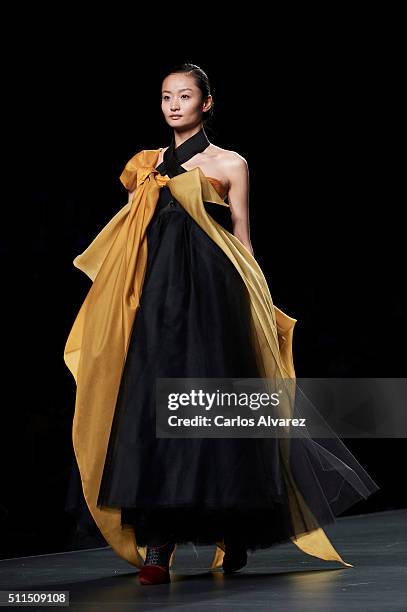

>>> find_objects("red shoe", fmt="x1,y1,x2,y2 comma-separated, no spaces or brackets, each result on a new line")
138,541,175,585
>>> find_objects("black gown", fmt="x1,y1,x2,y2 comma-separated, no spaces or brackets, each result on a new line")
96,128,379,551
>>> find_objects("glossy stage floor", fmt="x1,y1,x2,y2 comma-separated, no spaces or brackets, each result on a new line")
1,509,406,611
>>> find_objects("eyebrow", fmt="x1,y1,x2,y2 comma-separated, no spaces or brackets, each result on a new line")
162,88,193,93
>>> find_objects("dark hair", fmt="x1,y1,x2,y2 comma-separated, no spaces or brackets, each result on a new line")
163,63,215,125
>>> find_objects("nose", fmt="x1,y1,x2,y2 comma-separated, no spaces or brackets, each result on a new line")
170,98,180,112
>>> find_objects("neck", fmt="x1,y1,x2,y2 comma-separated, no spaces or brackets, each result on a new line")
173,124,205,149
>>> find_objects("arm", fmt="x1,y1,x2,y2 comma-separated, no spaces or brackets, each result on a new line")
226,155,254,257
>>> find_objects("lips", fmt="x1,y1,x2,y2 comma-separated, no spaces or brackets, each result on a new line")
170,115,182,118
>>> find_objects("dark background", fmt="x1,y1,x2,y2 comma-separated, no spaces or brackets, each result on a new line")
2,28,405,559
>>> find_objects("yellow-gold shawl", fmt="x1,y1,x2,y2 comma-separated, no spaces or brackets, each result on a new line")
63,149,352,569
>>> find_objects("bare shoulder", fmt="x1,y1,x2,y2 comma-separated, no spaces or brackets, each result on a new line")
210,144,248,174
204,145,248,195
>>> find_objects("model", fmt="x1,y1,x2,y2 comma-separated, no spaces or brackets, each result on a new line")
64,63,379,585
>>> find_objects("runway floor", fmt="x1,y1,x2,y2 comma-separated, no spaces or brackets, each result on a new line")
0,509,406,611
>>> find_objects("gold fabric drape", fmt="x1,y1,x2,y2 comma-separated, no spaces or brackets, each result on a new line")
63,149,353,569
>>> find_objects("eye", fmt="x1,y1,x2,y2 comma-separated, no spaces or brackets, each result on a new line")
162,94,190,101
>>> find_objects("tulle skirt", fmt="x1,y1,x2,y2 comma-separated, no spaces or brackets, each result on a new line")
96,189,379,550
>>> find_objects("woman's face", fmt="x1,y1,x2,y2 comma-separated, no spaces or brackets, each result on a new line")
161,73,211,129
